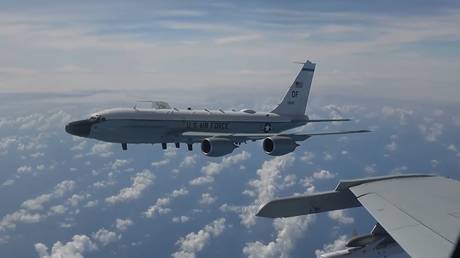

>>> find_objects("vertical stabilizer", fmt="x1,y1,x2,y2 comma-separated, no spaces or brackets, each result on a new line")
271,61,315,116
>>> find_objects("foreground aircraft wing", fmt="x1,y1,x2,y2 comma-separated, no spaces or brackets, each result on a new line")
257,174,460,258
181,129,370,142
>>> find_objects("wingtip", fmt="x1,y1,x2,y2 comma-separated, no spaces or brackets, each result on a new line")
256,202,273,218
256,203,266,217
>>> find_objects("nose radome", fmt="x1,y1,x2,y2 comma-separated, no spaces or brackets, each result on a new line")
65,120,93,138
65,124,71,134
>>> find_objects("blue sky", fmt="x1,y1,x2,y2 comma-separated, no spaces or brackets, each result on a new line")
0,1,460,258
0,0,459,101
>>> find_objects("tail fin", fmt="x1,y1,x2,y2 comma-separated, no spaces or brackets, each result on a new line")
271,60,316,116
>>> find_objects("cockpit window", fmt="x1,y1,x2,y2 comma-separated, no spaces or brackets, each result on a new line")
89,115,105,122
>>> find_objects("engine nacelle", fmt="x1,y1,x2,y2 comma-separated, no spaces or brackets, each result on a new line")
320,233,403,258
201,138,236,157
320,243,403,258
262,136,298,156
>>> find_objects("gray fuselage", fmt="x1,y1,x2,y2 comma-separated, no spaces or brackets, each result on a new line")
66,108,307,144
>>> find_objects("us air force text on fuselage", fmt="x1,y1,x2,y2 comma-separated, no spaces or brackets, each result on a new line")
185,121,229,130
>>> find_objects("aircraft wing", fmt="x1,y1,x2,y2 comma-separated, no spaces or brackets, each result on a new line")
308,118,351,122
257,174,460,258
181,129,369,143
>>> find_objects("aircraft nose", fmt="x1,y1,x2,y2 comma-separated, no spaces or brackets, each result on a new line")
65,119,93,137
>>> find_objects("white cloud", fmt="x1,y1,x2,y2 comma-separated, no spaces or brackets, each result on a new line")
92,179,116,189
91,228,120,246
219,203,243,213
190,151,250,186
431,159,440,168
0,210,44,231
144,187,189,218
71,140,87,151
300,151,315,164
159,21,236,32
323,152,334,161
314,235,348,258
12,112,69,132
385,141,398,152
447,144,460,158
35,234,97,258
364,164,377,174
447,144,458,152
390,166,409,174
115,218,133,231
214,33,262,45
240,154,295,228
0,235,10,245
301,176,316,193
105,170,154,204
144,197,172,218
381,106,413,125
312,170,336,180
31,152,45,158
172,218,226,258
21,180,76,211
419,122,443,142
40,110,72,131
160,9,207,18
151,159,170,167
172,216,190,224
16,165,32,174
90,143,114,158
282,174,297,188
180,154,198,168
111,159,130,170
66,194,88,207
199,193,216,205
59,222,74,229
84,200,99,208
328,210,354,224
0,7,459,101
243,216,314,258
189,176,214,186
1,179,15,188
171,188,189,198
49,205,67,215
16,135,47,152
164,148,178,158
0,137,16,156
0,180,76,231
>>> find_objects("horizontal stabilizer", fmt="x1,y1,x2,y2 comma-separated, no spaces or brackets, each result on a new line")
305,129,370,136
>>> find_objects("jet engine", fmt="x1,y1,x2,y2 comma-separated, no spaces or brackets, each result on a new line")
262,136,299,156
201,138,237,157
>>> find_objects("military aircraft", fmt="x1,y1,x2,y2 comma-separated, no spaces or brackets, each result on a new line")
257,174,460,258
65,60,368,157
